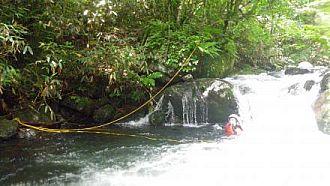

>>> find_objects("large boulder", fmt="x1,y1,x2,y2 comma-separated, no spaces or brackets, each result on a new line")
314,72,330,134
0,119,19,140
155,78,238,125
285,62,314,75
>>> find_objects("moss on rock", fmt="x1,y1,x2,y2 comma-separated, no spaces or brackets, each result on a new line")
0,119,19,140
92,104,116,123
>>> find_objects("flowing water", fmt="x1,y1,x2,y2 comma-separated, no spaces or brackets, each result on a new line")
1,68,330,186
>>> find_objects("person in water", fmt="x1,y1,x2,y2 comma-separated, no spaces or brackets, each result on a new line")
224,114,243,137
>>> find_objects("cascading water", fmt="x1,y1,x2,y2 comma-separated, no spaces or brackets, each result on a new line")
2,68,330,186
165,101,175,124
181,92,208,126
75,68,330,186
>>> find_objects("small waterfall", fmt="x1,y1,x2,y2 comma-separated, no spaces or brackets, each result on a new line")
155,95,164,110
11,67,330,186
181,91,208,126
165,101,175,123
149,77,238,126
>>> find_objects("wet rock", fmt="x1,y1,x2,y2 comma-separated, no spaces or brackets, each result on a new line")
267,71,283,78
304,80,316,91
92,104,116,123
0,119,18,140
320,72,330,92
149,110,166,126
239,85,253,95
18,128,37,139
314,72,330,134
120,108,149,123
288,83,300,95
285,67,311,75
285,62,314,75
313,90,330,134
157,78,238,124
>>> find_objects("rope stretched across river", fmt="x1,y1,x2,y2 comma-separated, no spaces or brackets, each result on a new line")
13,48,197,142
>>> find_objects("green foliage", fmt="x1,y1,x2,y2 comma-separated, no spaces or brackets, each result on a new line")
140,72,163,88
0,23,28,58
0,0,328,116
0,63,19,94
274,4,330,66
317,1,330,13
144,20,219,74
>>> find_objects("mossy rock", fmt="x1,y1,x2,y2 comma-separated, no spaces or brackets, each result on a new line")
92,104,116,123
0,119,18,140
158,78,238,124
193,55,234,78
62,96,95,116
14,108,53,125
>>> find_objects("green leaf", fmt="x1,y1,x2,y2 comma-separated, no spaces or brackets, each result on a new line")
23,46,33,55
23,45,28,54
148,72,163,79
27,46,33,55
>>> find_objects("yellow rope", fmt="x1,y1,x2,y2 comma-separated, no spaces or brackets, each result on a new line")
76,47,197,131
12,48,197,143
13,117,181,143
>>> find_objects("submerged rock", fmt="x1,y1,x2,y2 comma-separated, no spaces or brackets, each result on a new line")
0,119,18,140
288,83,300,95
304,80,316,91
155,78,238,125
239,85,253,95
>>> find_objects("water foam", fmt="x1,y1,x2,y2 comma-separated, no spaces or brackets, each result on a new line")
76,69,330,186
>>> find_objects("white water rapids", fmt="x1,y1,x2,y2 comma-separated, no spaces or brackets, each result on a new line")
78,69,330,186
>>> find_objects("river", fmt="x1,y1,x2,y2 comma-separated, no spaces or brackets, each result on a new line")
1,68,330,186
